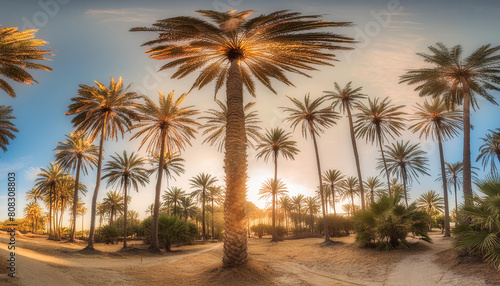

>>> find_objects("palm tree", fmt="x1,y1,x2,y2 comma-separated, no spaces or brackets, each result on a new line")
283,94,339,242
55,131,98,242
148,150,185,187
131,10,355,266
444,162,463,217
363,176,385,205
292,194,305,232
128,210,139,229
200,100,262,152
66,77,140,251
322,169,344,215
279,196,293,233
24,202,42,233
380,141,430,207
355,97,406,191
304,197,320,232
179,197,197,222
477,129,500,173
145,203,154,217
208,185,223,241
258,178,288,229
256,128,298,241
102,151,149,248
162,187,186,217
26,187,43,203
131,91,198,252
400,43,500,205
0,106,18,153
0,26,53,97
101,190,124,227
340,177,359,214
325,82,367,209
410,97,463,237
416,190,444,231
190,173,218,241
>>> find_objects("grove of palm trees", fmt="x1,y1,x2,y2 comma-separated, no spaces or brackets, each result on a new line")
1,1,500,285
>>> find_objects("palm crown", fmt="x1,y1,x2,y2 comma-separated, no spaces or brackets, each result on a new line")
102,151,150,193
256,127,299,162
55,131,98,175
0,105,18,152
477,129,500,173
410,98,463,141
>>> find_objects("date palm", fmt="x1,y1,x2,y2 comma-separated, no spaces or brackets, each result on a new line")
304,196,320,232
340,177,359,215
400,43,500,205
66,77,140,251
148,150,185,187
208,185,223,241
256,128,298,241
180,196,197,222
0,106,18,153
25,202,42,234
279,195,293,232
131,9,354,266
162,187,186,217
102,190,124,227
325,82,367,209
410,97,463,236
379,141,430,207
102,151,149,248
0,26,53,97
26,187,43,203
322,169,344,215
292,194,305,232
200,100,262,152
477,129,500,173
131,90,198,253
55,131,98,242
190,173,218,241
364,176,384,205
416,190,444,231
283,94,340,242
355,97,406,192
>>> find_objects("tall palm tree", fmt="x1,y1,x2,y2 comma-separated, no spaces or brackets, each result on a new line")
410,97,463,236
400,43,500,205
101,190,124,227
190,173,218,241
66,77,140,251
304,196,320,232
279,195,293,233
322,169,344,215
131,91,198,252
256,128,298,241
102,151,149,248
477,129,500,173
26,187,43,203
325,82,367,209
340,177,360,214
208,185,223,241
24,202,42,233
131,10,355,266
363,176,385,205
200,100,262,152
355,97,407,191
416,190,444,231
162,187,186,216
148,150,185,187
0,106,18,153
55,131,98,242
283,94,339,242
292,194,305,232
179,196,197,222
380,141,430,207
444,162,463,217
0,26,53,97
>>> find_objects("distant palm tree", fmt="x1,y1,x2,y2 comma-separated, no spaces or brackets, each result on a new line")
304,197,320,232
279,196,293,232
256,128,298,241
55,131,98,242
128,210,139,229
131,91,198,253
102,190,124,227
131,9,355,266
380,141,430,207
200,100,262,152
208,185,223,241
322,169,344,215
416,190,444,231
145,203,154,217
66,77,140,251
400,43,500,205
410,97,462,236
0,106,18,153
162,187,186,217
259,179,288,213
292,194,305,232
325,82,367,209
283,94,340,242
363,176,385,205
342,204,354,217
190,173,218,241
102,151,149,248
24,202,42,233
179,196,197,222
148,150,185,187
477,129,500,173
340,177,360,214
0,26,53,97
444,162,463,217
26,187,43,203
355,97,406,191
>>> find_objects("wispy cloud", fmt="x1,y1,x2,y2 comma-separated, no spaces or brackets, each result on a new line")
84,8,163,23
24,166,41,182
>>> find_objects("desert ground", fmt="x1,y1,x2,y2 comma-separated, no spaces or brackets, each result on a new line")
0,231,499,286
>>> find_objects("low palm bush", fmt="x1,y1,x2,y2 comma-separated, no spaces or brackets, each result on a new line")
141,214,197,251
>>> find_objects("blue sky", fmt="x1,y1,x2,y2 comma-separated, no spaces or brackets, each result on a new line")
1,0,500,226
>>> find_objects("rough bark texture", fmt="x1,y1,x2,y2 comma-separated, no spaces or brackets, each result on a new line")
150,130,166,253
48,185,53,239
462,89,472,205
437,132,451,237
347,107,365,210
311,130,330,242
222,59,248,267
69,158,82,242
454,180,458,216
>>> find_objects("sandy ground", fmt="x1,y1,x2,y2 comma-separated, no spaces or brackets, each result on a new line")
0,231,498,285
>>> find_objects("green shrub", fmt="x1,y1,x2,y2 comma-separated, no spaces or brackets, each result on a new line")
140,215,197,251
316,214,354,237
250,224,270,238
100,225,120,244
355,195,430,250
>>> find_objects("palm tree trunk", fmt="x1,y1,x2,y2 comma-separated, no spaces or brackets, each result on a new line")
331,184,336,215
150,130,166,253
371,188,375,205
347,107,365,210
462,87,472,205
49,185,53,239
402,171,408,208
70,158,82,242
454,180,458,217
202,187,207,241
82,215,84,238
271,152,278,241
351,192,355,215
310,210,314,232
123,180,128,248
437,132,451,237
222,59,248,267
325,190,329,215
310,130,330,242
377,127,391,193
211,198,215,241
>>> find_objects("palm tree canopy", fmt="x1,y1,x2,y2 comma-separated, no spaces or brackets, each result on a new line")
304,196,320,214
147,150,185,180
258,178,288,203
0,105,18,152
189,173,218,200
130,10,355,97
34,162,68,196
292,194,305,210
477,129,500,172
200,100,262,152
102,150,150,193
379,140,430,184
324,81,366,114
322,169,345,186
416,190,444,213
256,127,299,162
364,176,385,192
163,186,186,206
102,190,125,215
55,131,99,175
340,176,360,200
0,26,53,98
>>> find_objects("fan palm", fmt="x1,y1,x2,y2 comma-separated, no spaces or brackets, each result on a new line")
0,106,18,153
101,190,124,227
364,176,385,205
325,82,367,209
283,94,340,242
379,141,430,207
322,169,344,215
416,190,444,231
304,196,320,232
162,187,186,217
190,173,218,241
340,177,360,215
0,26,53,97
400,43,500,205
410,97,462,236
148,150,186,187
256,128,298,241
477,129,500,173
131,90,198,252
131,9,355,266
102,151,149,248
66,77,140,250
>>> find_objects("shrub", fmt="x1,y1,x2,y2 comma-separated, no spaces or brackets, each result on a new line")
100,226,120,244
140,215,197,251
316,214,354,237
250,224,270,238
355,195,430,250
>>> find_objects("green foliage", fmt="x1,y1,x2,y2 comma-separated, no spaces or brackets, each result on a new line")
317,214,354,237
100,225,120,244
141,214,197,251
355,195,431,250
250,224,270,238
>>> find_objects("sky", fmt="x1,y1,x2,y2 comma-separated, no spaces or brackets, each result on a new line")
1,0,500,227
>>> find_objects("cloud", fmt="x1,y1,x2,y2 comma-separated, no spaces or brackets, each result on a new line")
24,166,41,182
0,157,31,174
84,8,163,23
